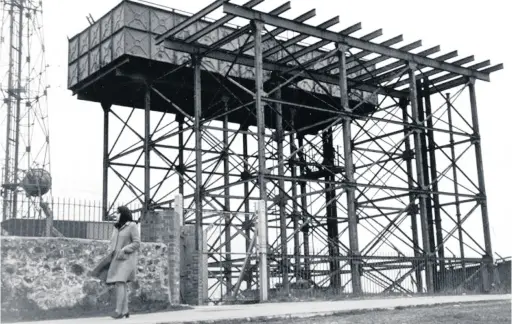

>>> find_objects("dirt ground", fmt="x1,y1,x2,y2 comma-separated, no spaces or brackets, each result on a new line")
250,300,511,324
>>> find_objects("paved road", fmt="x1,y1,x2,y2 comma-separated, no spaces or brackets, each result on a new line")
14,294,511,324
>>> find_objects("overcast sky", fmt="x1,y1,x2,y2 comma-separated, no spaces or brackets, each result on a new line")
38,0,510,256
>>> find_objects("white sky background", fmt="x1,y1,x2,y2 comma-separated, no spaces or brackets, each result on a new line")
42,0,510,256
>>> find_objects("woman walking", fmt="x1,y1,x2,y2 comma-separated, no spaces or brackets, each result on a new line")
92,206,140,319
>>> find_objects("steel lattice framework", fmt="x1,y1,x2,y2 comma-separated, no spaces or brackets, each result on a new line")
0,0,52,221
67,0,503,301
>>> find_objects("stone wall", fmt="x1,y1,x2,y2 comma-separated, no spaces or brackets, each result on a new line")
1,236,171,322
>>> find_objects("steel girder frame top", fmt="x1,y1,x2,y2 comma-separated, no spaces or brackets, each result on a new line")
73,0,503,300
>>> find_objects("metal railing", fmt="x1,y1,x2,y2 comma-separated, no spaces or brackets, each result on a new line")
0,196,142,240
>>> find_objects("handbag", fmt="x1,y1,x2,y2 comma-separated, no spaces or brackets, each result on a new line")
90,251,114,282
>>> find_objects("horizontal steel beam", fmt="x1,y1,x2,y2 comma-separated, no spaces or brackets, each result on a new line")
156,0,228,44
354,46,441,82
208,2,291,50
428,64,504,94
394,55,476,89
224,3,490,81
345,39,422,76
263,16,339,58
359,29,384,42
185,0,264,43
317,29,385,73
424,60,491,90
240,9,316,53
110,162,173,171
367,49,456,84
163,39,407,97
358,193,410,205
317,32,397,74
276,22,362,64
340,22,363,36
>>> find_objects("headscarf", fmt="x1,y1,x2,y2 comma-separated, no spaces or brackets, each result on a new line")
114,206,133,229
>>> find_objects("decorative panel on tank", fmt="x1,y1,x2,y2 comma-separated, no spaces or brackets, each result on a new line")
68,62,78,88
100,38,113,67
79,30,89,57
202,57,219,73
102,12,113,40
89,46,101,75
151,37,173,63
174,19,197,40
68,37,79,63
124,29,151,58
197,23,220,46
150,8,174,35
78,56,89,82
90,22,101,48
218,27,237,51
124,1,150,31
112,4,124,33
175,50,189,65
112,30,125,60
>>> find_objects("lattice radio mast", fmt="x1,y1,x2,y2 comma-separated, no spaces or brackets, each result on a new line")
0,0,51,221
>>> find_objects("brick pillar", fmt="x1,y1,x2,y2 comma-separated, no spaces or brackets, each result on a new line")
480,254,493,293
172,195,183,304
140,207,181,305
180,225,206,305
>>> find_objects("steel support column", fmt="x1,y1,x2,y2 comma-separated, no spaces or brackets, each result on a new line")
144,84,151,215
416,80,437,291
468,78,494,291
178,114,184,196
253,21,267,203
274,85,289,292
102,102,111,220
400,98,423,292
423,78,445,290
339,44,362,294
408,64,434,293
400,99,423,292
242,130,252,289
289,108,301,281
193,56,203,252
222,97,232,295
258,199,268,301
323,127,341,288
297,135,311,280
446,93,466,281
254,20,268,297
